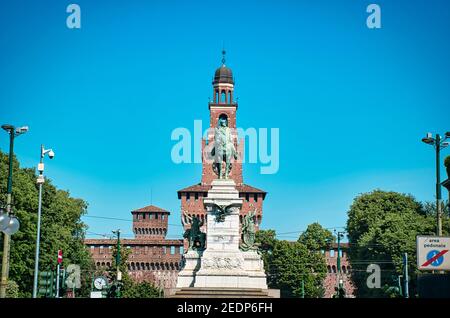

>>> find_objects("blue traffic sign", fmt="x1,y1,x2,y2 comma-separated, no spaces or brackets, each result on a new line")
426,250,445,267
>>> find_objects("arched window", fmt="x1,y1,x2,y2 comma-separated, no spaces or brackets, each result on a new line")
342,266,347,273
332,265,337,273
221,90,226,103
151,263,155,270
327,265,331,273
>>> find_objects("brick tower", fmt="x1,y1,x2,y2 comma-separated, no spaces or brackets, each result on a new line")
178,51,266,236
131,205,170,240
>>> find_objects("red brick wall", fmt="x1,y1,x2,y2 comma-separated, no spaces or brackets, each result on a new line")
132,212,169,240
85,238,183,287
323,247,356,298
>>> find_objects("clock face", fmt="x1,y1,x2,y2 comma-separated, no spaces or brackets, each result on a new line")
94,277,107,290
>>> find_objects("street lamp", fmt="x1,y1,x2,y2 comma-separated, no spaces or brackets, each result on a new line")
0,124,28,298
421,132,449,236
334,231,346,298
32,144,55,298
112,229,122,298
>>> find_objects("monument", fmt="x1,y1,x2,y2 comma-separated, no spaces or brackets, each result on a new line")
168,52,278,297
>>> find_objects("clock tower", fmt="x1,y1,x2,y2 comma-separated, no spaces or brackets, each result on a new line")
178,51,266,239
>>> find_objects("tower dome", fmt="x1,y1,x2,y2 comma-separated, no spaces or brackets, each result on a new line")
213,65,234,85
212,49,234,85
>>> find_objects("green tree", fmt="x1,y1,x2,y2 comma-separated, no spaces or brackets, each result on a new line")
444,155,450,178
421,200,450,218
6,280,19,298
270,240,326,298
298,222,335,251
107,243,160,298
0,150,94,297
255,229,276,281
346,190,437,298
256,227,328,298
123,281,161,298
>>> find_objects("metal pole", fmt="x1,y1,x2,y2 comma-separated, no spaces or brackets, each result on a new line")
116,230,121,298
33,148,45,298
436,134,442,236
301,280,305,298
32,183,43,298
0,131,14,298
398,275,403,297
336,232,342,291
403,253,409,298
337,233,341,277
56,263,60,298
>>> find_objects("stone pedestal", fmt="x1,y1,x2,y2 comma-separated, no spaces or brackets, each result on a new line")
176,179,268,290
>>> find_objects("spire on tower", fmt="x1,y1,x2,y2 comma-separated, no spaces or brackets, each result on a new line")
221,49,226,65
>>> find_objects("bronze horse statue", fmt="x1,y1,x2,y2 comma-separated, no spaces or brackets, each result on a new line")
211,115,237,179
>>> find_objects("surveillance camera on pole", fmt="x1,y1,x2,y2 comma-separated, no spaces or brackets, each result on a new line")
32,144,55,298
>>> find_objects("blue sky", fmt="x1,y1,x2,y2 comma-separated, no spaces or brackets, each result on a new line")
1,0,449,241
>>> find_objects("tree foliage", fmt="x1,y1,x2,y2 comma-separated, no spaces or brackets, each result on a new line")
255,229,276,275
0,150,94,297
445,155,450,176
298,222,335,251
346,190,441,298
107,243,161,298
256,228,327,298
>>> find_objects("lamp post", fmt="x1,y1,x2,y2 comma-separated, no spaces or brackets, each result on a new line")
112,229,121,298
32,144,55,298
334,231,346,298
421,132,450,236
0,124,28,298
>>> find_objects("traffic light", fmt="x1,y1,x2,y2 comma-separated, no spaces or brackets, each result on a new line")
59,268,66,293
38,271,54,298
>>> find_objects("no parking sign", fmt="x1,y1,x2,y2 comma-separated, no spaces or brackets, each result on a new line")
417,236,450,271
